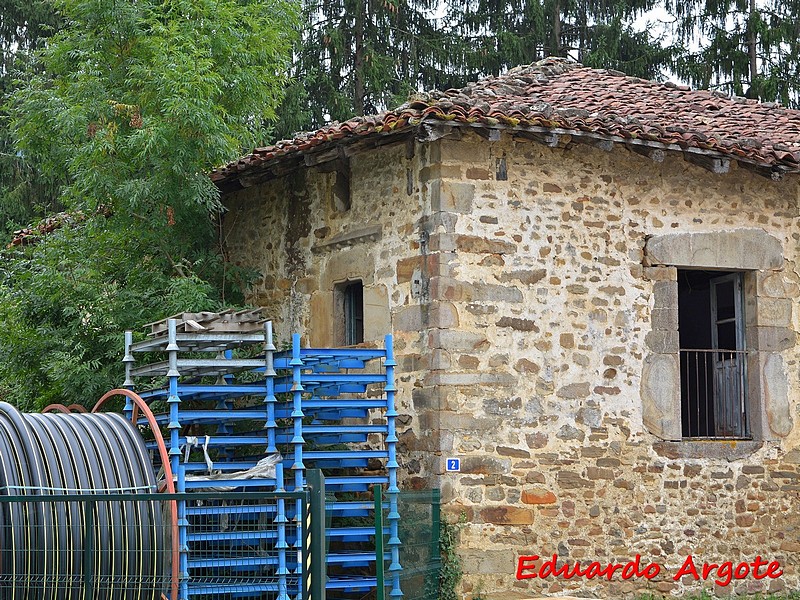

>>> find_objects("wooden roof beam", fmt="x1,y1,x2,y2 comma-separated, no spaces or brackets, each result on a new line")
628,143,665,163
473,127,502,142
513,130,560,147
684,151,730,174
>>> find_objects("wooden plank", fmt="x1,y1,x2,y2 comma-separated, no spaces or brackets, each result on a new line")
733,159,786,180
473,127,501,141
304,147,340,167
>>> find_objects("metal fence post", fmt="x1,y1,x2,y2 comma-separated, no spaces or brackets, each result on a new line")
429,489,442,599
83,500,95,600
306,469,326,600
374,485,385,600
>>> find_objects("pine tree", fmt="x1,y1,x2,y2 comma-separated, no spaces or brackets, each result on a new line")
445,0,673,80
668,0,800,106
275,0,460,139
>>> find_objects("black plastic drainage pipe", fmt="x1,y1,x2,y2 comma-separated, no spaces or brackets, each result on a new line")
0,402,163,600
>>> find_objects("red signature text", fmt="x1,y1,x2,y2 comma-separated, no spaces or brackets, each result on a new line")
673,555,783,586
516,554,660,581
515,554,783,586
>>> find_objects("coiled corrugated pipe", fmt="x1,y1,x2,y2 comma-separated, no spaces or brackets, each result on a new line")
0,401,164,600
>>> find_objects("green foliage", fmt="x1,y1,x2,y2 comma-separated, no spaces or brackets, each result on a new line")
442,0,674,80
274,0,458,138
667,0,800,106
278,0,675,138
582,15,677,80
438,512,466,600
0,0,297,408
0,0,62,235
12,0,298,216
0,218,219,409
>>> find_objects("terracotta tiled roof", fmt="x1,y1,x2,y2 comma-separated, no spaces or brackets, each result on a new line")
7,211,87,248
212,58,800,185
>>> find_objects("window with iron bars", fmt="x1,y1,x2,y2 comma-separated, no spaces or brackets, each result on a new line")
678,270,749,439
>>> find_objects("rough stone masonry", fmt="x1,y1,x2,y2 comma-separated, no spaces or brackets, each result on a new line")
221,129,800,599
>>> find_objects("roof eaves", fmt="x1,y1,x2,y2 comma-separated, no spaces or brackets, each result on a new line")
213,123,420,191
214,109,798,191
420,120,797,179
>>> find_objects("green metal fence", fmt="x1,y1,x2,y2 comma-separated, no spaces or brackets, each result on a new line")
0,481,438,600
375,487,441,600
0,486,327,600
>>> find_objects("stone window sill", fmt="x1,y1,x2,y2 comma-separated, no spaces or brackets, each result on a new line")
653,440,763,460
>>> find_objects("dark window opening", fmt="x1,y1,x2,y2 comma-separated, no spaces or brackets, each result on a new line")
343,281,364,345
333,164,351,212
496,157,508,180
678,270,749,439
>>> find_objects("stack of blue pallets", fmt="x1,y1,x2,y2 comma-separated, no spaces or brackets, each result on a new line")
124,312,401,600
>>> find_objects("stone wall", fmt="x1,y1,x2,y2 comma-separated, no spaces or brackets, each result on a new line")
221,139,448,484
222,143,420,345
222,129,800,598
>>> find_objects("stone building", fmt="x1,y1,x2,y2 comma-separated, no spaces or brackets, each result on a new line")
213,59,800,598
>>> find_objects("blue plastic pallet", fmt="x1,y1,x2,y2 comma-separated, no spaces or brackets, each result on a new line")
125,320,401,600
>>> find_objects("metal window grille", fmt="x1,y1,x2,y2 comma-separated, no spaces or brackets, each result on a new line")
680,348,750,439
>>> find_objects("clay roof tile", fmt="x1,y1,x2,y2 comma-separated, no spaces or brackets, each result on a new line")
212,58,800,184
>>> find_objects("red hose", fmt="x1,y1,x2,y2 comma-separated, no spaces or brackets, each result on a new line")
92,389,179,600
